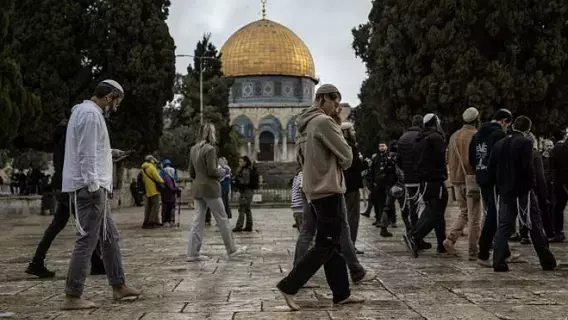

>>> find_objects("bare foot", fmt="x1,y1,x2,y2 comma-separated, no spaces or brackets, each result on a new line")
61,296,97,310
112,285,141,300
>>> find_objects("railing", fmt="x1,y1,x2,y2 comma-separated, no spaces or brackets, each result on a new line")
229,183,292,205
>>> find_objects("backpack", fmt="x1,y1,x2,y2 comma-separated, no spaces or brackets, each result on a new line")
249,166,260,190
136,172,145,192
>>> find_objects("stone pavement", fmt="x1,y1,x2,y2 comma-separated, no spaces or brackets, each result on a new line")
1,206,568,320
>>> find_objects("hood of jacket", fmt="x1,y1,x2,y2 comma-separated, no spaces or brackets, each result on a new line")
478,122,504,139
295,106,326,166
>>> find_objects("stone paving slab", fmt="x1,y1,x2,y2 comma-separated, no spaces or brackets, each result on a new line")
2,206,568,319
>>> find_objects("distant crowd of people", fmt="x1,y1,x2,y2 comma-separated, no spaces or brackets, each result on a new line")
5,168,51,196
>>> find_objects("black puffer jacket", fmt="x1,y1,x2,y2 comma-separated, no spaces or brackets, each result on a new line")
468,122,506,187
51,119,68,190
414,128,446,183
397,127,421,184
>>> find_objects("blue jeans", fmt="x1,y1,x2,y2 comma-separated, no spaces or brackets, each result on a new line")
293,194,365,281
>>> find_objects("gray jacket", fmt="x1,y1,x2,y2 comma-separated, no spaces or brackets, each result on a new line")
189,142,224,198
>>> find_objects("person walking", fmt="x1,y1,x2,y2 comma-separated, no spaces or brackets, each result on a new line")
141,155,164,229
397,115,432,250
161,167,180,227
366,142,396,237
488,116,557,272
187,123,247,262
26,119,106,279
550,132,568,243
60,80,139,310
540,139,555,239
277,84,364,310
340,122,363,252
468,109,513,267
233,156,254,232
290,166,304,231
406,114,448,257
442,107,482,260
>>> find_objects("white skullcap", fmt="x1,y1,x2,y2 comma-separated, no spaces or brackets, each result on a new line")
340,122,353,130
101,79,124,94
462,107,479,122
423,113,437,126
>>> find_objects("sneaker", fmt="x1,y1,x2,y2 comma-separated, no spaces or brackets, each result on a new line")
301,281,320,288
186,255,210,262
112,285,141,300
443,239,458,256
477,258,492,268
380,228,393,238
229,246,248,259
506,252,522,263
335,295,365,305
163,222,170,228
278,289,300,311
25,263,55,279
355,248,364,255
61,297,97,310
232,228,242,233
354,270,376,285
520,238,531,245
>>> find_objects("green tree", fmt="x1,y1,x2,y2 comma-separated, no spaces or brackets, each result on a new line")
10,0,98,151
172,34,241,168
0,0,39,149
353,0,568,153
90,0,176,160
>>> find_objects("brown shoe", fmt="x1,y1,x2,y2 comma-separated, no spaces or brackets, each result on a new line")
335,295,365,305
112,285,141,300
443,239,458,256
61,296,97,310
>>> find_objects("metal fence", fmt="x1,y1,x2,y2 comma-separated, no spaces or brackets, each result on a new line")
229,185,292,205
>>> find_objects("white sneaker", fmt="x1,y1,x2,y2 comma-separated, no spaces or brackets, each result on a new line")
186,255,210,262
354,270,376,285
506,252,522,263
163,222,170,228
229,246,248,259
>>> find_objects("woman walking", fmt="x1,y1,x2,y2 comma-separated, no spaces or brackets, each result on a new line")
187,123,247,261
233,156,254,232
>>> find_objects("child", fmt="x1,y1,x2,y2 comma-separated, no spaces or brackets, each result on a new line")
291,169,304,231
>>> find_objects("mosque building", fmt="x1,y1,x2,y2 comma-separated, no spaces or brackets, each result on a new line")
220,4,350,163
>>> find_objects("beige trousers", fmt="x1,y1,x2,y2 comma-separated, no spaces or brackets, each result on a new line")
447,184,482,255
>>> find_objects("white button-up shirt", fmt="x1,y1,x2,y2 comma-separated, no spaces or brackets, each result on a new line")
62,100,113,193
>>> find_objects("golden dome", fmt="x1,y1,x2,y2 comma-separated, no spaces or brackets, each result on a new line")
220,19,316,80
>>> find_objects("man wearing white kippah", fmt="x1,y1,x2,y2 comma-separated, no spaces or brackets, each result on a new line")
61,80,140,310
443,107,482,260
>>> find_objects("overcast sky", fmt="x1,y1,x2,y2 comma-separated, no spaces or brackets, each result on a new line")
166,0,372,107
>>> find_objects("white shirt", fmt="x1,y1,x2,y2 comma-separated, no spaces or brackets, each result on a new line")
62,100,113,193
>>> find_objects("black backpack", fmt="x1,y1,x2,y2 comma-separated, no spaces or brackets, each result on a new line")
249,166,260,190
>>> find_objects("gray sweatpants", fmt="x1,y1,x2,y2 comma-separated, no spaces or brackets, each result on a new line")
293,194,366,281
188,197,236,257
65,188,125,296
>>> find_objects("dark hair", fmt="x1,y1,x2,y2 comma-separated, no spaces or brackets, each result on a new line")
553,130,566,142
93,82,123,100
411,115,423,127
241,156,252,168
513,116,532,132
492,108,513,123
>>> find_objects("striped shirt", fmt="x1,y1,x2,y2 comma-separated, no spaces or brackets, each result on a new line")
291,171,304,211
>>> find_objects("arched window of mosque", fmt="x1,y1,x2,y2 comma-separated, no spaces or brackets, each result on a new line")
287,117,297,141
233,115,254,141
258,115,282,140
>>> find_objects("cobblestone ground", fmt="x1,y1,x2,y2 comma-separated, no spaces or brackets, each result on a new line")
1,204,568,320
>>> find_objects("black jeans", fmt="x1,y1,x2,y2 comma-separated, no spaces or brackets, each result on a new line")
402,185,420,233
552,183,567,237
493,193,556,271
413,182,447,248
31,192,105,271
383,192,401,226
278,194,350,303
371,186,388,223
478,185,498,260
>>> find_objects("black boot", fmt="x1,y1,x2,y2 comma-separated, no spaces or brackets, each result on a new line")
26,263,55,278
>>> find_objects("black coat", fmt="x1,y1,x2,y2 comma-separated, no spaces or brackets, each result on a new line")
344,144,363,192
367,152,397,188
488,132,535,198
415,128,446,183
397,126,421,184
469,122,506,187
51,119,68,190
551,141,568,184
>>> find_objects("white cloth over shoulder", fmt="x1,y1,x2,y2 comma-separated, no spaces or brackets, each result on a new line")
62,100,113,193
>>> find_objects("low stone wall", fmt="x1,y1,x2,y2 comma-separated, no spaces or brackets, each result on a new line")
0,196,42,217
